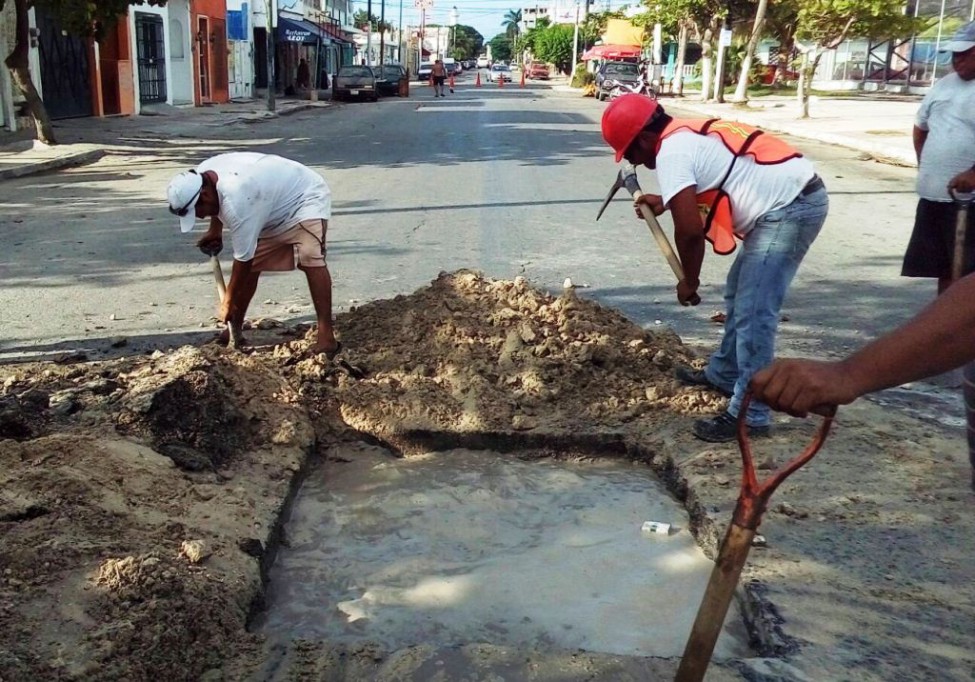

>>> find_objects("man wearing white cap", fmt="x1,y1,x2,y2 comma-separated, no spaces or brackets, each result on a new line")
166,152,338,355
901,20,975,293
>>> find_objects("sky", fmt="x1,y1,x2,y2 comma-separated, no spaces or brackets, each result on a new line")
351,0,549,44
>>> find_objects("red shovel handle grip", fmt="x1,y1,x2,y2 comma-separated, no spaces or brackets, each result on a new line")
732,390,836,529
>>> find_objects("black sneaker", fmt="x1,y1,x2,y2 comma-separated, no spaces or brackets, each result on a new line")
675,366,733,397
693,411,770,443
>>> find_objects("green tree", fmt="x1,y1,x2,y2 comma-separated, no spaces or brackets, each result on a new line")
451,24,484,60
536,24,575,74
353,10,392,33
1,0,167,144
794,0,920,116
502,8,522,54
488,34,513,62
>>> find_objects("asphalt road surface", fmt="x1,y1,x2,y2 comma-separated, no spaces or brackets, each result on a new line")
0,83,925,369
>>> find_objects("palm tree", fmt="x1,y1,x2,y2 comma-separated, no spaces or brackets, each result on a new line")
502,8,523,43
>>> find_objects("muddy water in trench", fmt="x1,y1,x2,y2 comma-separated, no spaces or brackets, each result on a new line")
255,443,750,659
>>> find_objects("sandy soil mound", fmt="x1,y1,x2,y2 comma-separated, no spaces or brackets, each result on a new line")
1,270,972,681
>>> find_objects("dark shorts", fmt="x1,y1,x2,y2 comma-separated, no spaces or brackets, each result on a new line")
433,76,446,85
902,198,975,279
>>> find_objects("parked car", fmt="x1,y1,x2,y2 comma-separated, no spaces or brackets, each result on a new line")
331,65,378,102
487,64,511,83
595,61,641,101
528,62,550,80
417,62,434,81
476,56,490,68
445,61,461,79
374,64,408,96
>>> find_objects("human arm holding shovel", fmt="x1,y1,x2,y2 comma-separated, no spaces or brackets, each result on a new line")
751,270,975,418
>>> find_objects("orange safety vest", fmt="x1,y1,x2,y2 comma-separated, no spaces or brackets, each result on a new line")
657,119,803,255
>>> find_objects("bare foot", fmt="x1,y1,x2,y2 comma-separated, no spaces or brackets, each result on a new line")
309,340,341,359
215,327,249,347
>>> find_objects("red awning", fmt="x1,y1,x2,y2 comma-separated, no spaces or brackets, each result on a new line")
581,44,642,60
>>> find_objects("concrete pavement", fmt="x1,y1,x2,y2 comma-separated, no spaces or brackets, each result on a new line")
0,87,922,179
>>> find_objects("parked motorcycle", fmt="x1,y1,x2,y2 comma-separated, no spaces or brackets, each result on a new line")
607,72,657,101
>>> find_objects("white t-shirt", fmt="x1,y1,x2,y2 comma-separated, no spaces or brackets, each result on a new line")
915,72,975,202
197,152,332,261
656,130,816,235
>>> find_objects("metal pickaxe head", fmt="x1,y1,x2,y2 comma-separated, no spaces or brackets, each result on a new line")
596,164,644,221
596,169,626,222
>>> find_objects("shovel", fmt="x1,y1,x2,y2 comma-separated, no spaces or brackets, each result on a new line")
950,189,974,283
675,393,835,682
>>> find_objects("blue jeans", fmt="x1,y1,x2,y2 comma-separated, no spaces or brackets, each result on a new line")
704,186,829,426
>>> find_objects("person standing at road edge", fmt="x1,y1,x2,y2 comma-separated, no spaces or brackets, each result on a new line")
601,95,829,443
901,20,975,295
166,152,339,356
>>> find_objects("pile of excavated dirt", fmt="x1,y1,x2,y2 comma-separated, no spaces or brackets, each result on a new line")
1,270,972,681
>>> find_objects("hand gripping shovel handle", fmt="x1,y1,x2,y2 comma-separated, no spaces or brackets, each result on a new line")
620,169,701,307
675,392,835,682
950,189,974,282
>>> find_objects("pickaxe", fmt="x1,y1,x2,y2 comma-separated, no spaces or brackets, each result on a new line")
597,163,700,306
210,255,246,350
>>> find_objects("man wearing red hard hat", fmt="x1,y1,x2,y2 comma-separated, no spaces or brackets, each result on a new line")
601,94,829,442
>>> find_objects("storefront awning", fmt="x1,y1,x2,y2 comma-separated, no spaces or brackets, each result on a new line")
581,44,642,60
277,16,330,45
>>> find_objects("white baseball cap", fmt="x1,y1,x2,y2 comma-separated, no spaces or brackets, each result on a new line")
941,21,975,53
166,170,204,233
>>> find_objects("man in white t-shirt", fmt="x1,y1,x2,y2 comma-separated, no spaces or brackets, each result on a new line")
601,95,829,442
901,20,975,294
166,152,338,356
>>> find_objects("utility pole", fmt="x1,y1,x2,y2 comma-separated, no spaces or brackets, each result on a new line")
265,0,275,111
398,0,405,63
380,0,387,66
571,1,580,77
366,0,373,65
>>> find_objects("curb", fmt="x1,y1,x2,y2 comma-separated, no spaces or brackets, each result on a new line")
0,148,106,181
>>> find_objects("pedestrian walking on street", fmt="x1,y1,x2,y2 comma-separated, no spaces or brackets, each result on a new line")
601,95,829,442
166,152,339,356
432,59,447,97
901,20,975,295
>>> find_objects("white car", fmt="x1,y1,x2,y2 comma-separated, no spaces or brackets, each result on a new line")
487,64,511,83
476,56,490,68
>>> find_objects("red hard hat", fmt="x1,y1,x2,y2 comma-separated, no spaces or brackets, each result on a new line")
601,94,661,162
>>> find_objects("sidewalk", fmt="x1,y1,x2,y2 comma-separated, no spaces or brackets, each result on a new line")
662,91,919,167
0,95,333,181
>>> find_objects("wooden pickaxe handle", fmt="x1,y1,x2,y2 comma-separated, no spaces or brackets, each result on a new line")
209,255,244,350
621,168,701,307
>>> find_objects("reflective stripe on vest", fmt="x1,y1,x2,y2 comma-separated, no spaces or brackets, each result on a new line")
658,119,803,255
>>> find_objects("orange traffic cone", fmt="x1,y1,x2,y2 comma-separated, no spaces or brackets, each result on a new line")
498,73,504,88
475,71,481,87
429,74,434,87
520,68,526,88
449,74,455,93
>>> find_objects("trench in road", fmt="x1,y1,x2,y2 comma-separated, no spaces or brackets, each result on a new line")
252,442,751,660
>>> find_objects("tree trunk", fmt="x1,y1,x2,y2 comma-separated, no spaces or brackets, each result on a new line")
699,22,716,102
732,0,768,103
797,48,821,119
5,0,57,144
672,22,688,95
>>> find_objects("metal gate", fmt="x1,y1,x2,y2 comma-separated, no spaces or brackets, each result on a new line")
136,13,167,103
35,8,92,119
